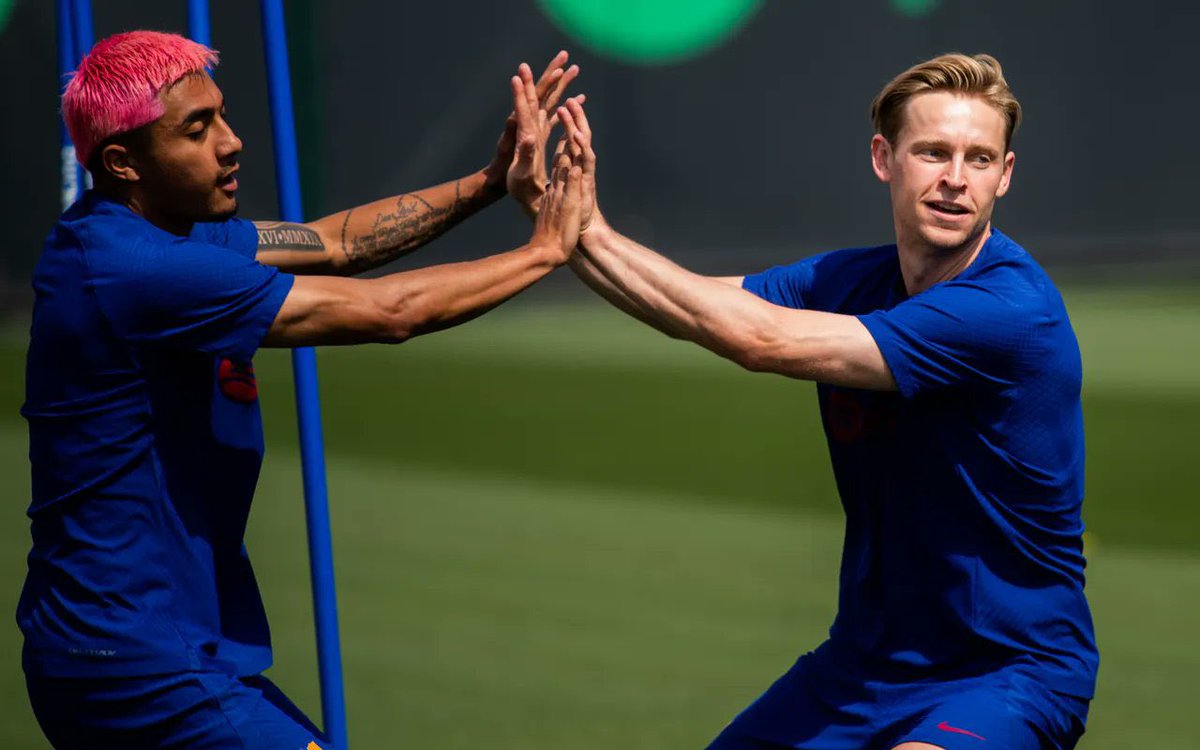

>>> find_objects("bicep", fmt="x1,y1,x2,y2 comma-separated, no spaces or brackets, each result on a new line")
748,307,897,391
712,275,745,287
262,275,399,347
254,221,341,275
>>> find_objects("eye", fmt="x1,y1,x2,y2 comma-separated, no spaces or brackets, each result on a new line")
186,127,205,141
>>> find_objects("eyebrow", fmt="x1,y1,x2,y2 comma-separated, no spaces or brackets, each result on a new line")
178,99,226,130
910,139,1000,158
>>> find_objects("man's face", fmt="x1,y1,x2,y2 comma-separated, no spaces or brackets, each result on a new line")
137,73,242,224
871,91,1014,254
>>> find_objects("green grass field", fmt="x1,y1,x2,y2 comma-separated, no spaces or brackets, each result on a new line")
0,282,1197,748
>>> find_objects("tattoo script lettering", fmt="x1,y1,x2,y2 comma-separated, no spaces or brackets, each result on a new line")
340,180,486,270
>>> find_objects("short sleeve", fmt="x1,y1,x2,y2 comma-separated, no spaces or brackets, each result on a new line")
858,279,1043,398
190,217,260,259
85,234,293,361
741,256,818,309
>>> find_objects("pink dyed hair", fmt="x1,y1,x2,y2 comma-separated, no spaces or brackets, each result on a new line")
63,30,218,168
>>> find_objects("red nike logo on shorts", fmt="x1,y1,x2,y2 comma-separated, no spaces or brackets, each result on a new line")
937,721,987,741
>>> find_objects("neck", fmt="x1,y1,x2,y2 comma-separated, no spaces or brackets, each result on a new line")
97,185,194,237
895,223,992,296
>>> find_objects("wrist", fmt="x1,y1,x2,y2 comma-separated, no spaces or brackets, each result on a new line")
479,166,508,202
579,213,613,246
515,184,545,220
527,240,567,267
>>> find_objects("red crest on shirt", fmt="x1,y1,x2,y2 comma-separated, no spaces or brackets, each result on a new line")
826,388,896,443
217,358,258,403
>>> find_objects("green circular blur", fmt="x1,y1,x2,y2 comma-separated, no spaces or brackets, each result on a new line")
891,0,940,18
536,0,765,65
0,0,14,35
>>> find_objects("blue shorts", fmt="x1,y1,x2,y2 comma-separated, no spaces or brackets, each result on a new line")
26,670,332,750
706,652,1089,750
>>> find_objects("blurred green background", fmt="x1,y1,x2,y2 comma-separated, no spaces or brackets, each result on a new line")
1,281,1197,748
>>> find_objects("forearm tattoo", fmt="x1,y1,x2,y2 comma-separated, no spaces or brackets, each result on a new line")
339,180,487,271
256,222,325,251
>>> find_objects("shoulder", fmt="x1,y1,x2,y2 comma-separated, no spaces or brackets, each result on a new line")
813,243,897,270
962,229,1067,322
191,217,259,258
803,243,899,312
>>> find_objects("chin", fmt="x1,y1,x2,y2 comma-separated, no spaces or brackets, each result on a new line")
208,198,239,222
920,227,971,251
919,220,989,253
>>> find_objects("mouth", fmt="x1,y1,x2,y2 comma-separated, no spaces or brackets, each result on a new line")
217,166,239,192
925,200,971,221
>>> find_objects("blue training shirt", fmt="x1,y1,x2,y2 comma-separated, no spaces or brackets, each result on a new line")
742,229,1098,698
19,191,294,678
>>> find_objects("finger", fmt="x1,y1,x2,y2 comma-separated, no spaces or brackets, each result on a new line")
518,64,540,116
557,104,583,159
547,93,584,128
577,127,596,176
535,50,569,94
567,97,592,141
565,99,594,169
510,77,539,161
511,75,532,126
550,149,566,186
552,145,571,187
536,68,564,102
563,165,584,241
568,164,583,204
542,64,579,112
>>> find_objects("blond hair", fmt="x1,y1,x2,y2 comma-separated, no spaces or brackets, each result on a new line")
870,53,1022,150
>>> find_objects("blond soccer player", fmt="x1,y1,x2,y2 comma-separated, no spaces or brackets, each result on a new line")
548,54,1096,750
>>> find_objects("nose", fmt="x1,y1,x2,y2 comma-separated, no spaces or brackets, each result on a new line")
215,116,242,161
942,156,967,191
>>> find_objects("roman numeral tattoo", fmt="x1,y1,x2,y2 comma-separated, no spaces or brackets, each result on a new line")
256,222,325,251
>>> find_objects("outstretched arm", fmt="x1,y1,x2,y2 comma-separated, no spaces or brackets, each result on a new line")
262,138,585,348
255,173,498,276
255,52,579,276
558,100,895,391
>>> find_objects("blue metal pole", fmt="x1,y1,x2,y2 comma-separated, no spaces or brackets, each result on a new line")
259,2,349,748
186,0,211,48
56,0,78,210
68,0,93,197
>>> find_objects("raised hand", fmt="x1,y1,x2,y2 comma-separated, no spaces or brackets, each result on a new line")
530,140,584,263
556,97,601,235
506,53,584,218
483,52,577,201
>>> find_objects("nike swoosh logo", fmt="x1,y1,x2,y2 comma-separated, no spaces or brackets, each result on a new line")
937,720,987,741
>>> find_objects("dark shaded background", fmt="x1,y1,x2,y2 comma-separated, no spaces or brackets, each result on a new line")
2,0,1197,302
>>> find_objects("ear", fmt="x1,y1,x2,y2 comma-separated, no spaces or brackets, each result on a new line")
870,134,893,184
994,150,1015,198
99,143,141,184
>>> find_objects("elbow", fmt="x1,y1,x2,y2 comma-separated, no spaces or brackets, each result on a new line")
377,322,413,345
731,347,773,373
374,292,424,344
723,329,776,373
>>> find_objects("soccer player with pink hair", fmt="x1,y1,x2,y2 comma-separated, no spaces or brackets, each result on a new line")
21,30,584,748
